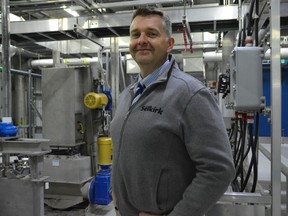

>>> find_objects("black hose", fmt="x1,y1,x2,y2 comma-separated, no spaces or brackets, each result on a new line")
240,119,247,188
255,0,259,46
234,118,243,167
247,0,256,36
234,117,247,187
239,113,259,192
238,29,243,47
251,112,259,192
240,123,254,192
242,15,247,46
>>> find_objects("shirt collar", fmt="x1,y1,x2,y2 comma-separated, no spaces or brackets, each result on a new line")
138,59,170,88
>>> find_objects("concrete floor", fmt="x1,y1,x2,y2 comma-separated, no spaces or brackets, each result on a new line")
44,202,116,216
45,203,86,216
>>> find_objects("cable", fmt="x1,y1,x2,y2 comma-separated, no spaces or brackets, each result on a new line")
240,122,254,192
251,112,259,192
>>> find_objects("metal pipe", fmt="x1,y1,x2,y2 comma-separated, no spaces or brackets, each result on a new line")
265,48,288,59
13,75,27,137
255,0,259,46
110,38,119,116
119,53,127,89
11,69,42,78
203,52,222,62
28,57,99,69
238,0,242,32
1,0,12,117
270,0,281,215
27,70,33,138
202,48,288,61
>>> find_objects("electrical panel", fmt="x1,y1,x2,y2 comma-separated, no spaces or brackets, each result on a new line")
220,47,264,112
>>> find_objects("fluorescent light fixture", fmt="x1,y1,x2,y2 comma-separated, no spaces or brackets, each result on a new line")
64,8,80,17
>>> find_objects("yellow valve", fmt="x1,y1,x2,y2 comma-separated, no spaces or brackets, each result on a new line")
98,137,112,165
84,92,108,109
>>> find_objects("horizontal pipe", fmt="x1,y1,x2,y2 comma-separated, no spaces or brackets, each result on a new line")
11,69,42,78
28,57,99,69
203,52,222,62
28,48,288,69
265,48,288,60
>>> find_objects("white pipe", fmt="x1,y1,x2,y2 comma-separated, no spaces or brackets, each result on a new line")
265,48,288,60
28,57,99,69
204,48,288,62
28,48,288,69
203,52,223,62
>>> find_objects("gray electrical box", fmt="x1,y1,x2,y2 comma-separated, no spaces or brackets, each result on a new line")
228,47,264,112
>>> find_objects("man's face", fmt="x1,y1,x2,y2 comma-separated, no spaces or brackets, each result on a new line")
129,15,174,74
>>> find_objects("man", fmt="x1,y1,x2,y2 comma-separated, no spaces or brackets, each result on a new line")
110,8,235,216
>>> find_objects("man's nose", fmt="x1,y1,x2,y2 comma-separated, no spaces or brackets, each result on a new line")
137,33,148,44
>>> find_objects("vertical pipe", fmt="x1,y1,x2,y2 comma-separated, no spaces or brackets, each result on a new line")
13,75,27,137
1,0,12,117
119,54,127,89
105,50,110,89
1,0,11,179
110,37,119,116
238,0,242,32
270,0,281,215
254,0,259,46
28,70,33,138
52,50,61,66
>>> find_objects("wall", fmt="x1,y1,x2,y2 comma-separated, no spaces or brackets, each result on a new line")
259,63,288,137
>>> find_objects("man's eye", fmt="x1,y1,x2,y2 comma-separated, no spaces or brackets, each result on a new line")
148,32,157,37
131,33,140,38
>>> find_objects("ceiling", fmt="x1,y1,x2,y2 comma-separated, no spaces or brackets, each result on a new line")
9,0,218,20
0,0,287,58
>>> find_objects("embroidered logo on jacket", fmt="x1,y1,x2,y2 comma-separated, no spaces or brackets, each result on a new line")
140,105,163,115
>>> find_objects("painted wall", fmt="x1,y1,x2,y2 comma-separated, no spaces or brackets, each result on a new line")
259,63,288,137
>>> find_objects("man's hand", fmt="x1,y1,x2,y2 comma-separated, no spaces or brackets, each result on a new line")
139,212,161,216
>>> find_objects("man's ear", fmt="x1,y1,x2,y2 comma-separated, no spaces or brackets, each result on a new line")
167,37,175,53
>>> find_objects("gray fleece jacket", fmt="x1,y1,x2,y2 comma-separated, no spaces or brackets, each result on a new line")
110,54,235,216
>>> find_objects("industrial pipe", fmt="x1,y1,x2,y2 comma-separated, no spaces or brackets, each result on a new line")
1,0,12,117
28,48,288,70
203,52,223,62
28,57,99,69
202,48,288,61
265,48,288,60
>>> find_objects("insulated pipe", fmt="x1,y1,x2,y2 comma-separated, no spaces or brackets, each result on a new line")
265,48,288,60
28,48,288,70
28,57,99,69
203,52,223,62
1,0,12,117
29,51,223,69
202,48,288,62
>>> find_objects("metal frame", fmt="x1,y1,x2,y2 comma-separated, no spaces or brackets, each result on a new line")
0,5,242,35
0,138,50,216
270,0,282,215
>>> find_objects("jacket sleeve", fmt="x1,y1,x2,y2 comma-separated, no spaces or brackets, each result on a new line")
168,88,236,216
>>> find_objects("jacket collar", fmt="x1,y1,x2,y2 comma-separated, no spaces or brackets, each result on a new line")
129,53,177,91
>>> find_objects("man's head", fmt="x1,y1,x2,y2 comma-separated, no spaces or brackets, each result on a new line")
131,8,173,39
129,8,175,77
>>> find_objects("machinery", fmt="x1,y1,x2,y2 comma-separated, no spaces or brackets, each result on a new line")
0,0,286,215
41,63,113,210
0,135,51,216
